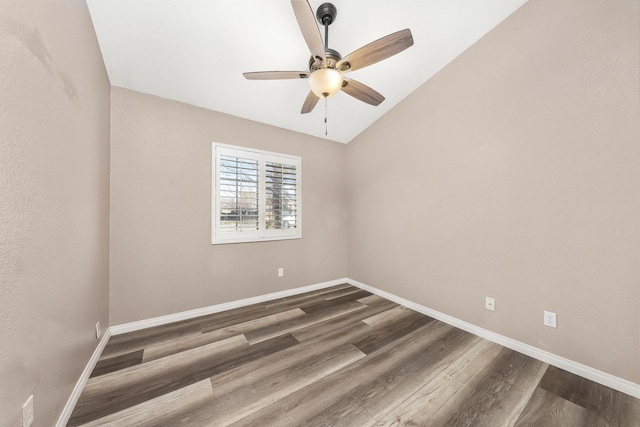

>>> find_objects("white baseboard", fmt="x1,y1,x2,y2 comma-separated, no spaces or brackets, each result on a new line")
57,278,348,424
347,278,640,399
56,327,112,427
110,278,349,336
64,274,639,425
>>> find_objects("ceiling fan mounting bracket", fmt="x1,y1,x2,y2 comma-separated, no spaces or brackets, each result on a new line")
316,3,337,26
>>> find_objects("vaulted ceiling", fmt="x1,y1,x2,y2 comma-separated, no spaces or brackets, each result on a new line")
87,0,527,143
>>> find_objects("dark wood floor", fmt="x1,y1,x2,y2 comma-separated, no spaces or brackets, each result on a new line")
68,284,640,426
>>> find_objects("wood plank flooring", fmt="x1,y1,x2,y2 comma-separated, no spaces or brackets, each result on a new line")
68,284,640,426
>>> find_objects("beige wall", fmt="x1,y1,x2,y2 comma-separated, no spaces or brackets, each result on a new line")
0,0,110,425
347,0,640,383
2,3,638,425
109,87,347,325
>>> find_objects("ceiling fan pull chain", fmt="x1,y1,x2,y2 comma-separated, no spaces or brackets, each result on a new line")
325,98,328,136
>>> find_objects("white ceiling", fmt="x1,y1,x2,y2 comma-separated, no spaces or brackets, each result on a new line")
87,0,527,143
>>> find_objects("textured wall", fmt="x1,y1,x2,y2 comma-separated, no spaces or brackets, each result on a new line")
0,0,110,425
109,87,347,325
347,0,640,383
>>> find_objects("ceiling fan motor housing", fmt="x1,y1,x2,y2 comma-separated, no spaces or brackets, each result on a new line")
309,48,341,71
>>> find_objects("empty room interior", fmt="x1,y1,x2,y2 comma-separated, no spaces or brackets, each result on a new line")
1,0,639,426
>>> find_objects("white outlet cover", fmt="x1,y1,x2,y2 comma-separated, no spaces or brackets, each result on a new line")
544,311,557,328
95,321,101,339
485,297,495,311
278,268,284,277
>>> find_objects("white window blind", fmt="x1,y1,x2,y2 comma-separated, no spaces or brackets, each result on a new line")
212,143,301,244
219,155,259,232
265,161,298,230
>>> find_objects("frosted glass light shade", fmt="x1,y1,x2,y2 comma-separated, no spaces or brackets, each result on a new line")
308,68,343,99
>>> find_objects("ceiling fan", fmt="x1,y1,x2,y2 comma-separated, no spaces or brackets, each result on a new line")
243,0,414,114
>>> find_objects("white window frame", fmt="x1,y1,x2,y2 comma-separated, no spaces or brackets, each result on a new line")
212,143,302,245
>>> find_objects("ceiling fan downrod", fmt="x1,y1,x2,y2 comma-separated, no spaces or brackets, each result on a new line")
316,3,337,49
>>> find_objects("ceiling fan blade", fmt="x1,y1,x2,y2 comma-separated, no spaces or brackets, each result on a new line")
243,71,309,80
341,78,385,106
291,0,326,64
301,91,319,114
336,29,414,73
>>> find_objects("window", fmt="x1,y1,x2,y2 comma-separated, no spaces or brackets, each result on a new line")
212,143,301,244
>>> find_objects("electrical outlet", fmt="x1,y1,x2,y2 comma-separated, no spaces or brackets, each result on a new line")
95,321,101,339
485,297,495,311
278,268,284,277
22,395,34,427
544,311,557,328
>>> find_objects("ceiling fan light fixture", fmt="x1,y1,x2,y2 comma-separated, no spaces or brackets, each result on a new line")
308,68,343,98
